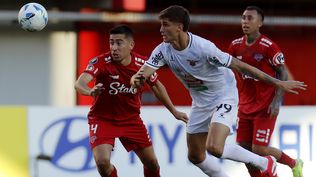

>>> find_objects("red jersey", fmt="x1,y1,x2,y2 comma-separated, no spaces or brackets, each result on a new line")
83,51,158,121
228,35,285,118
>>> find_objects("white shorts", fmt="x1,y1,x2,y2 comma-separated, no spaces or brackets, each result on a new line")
187,102,237,134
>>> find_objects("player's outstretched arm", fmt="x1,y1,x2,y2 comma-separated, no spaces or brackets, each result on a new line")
74,73,105,96
229,57,307,94
131,65,156,88
151,80,188,123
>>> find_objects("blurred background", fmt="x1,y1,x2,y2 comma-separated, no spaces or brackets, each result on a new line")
0,0,315,177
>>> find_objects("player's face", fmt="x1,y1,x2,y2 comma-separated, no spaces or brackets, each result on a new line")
160,18,182,43
241,10,262,35
109,34,134,62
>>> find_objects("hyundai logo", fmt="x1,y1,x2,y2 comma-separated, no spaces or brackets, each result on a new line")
39,116,95,172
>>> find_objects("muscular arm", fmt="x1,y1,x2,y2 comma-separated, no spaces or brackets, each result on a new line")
131,65,157,88
150,80,188,123
273,65,288,104
75,73,104,96
229,57,306,94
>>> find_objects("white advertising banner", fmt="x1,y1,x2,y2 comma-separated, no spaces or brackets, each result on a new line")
28,106,316,177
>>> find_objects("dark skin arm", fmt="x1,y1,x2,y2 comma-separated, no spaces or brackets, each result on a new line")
268,65,288,117
229,57,306,94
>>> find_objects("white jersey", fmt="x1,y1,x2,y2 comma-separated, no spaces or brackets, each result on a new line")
146,32,238,109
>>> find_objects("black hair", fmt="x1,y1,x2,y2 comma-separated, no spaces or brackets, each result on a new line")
159,5,190,32
109,24,133,39
245,6,264,22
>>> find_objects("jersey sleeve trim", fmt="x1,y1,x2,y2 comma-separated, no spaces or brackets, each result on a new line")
145,61,160,69
226,54,233,67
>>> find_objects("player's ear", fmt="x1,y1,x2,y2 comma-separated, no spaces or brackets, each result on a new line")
178,23,184,32
130,40,135,50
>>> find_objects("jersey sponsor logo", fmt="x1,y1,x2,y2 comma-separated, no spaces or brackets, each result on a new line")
39,117,94,172
109,75,119,79
89,57,98,64
273,52,285,65
109,82,137,95
253,53,264,62
151,51,164,66
186,59,197,66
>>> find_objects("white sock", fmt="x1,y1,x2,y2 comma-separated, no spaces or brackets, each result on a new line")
195,154,228,177
221,143,268,171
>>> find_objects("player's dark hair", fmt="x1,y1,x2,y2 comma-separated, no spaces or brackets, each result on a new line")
159,5,190,32
110,24,134,39
246,6,264,22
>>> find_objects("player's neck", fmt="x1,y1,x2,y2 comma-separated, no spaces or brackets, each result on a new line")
118,55,132,66
246,32,261,45
171,32,189,51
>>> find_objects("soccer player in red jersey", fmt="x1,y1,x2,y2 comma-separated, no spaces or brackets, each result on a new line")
228,6,303,177
75,25,188,177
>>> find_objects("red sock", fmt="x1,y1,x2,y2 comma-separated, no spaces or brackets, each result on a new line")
278,152,296,168
144,166,160,177
109,166,118,177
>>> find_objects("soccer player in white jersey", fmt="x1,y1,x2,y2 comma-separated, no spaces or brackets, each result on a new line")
130,5,307,177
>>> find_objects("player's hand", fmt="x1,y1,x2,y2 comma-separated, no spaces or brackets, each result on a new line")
90,83,105,96
277,80,307,94
172,110,189,123
267,99,280,117
130,70,146,88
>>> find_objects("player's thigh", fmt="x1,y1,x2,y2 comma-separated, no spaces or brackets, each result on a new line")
93,144,114,165
207,122,230,150
120,118,152,152
187,132,208,163
236,117,253,144
252,117,277,146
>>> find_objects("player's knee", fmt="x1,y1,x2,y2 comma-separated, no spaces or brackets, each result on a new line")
206,143,223,158
95,156,111,171
188,152,205,164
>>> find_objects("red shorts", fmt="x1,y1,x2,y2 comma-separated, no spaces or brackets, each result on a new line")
88,116,152,151
236,115,277,146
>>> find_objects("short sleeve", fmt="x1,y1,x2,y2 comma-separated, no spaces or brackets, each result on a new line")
145,44,166,69
205,41,232,67
265,42,285,66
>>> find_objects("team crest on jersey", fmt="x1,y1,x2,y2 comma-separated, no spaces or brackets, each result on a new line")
187,59,197,66
253,53,264,62
89,58,98,64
